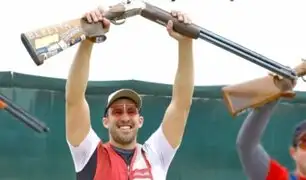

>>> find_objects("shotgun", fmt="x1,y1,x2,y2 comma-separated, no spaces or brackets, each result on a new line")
20,2,130,66
0,94,49,133
20,0,296,80
222,59,306,117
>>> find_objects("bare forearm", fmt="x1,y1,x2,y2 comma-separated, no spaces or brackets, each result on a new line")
161,40,194,148
65,40,94,104
172,40,194,107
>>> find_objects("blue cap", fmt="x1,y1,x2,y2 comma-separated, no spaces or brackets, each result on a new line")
292,120,306,147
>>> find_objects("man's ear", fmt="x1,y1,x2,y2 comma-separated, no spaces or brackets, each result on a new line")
289,146,297,160
103,117,109,129
138,116,144,128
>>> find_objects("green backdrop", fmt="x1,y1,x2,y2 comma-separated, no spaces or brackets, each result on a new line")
0,71,305,180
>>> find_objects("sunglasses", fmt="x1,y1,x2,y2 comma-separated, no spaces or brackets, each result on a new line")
108,104,139,118
297,140,306,150
296,133,306,150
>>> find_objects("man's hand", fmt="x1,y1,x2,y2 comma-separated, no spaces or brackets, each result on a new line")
167,10,192,41
84,8,111,34
272,74,297,92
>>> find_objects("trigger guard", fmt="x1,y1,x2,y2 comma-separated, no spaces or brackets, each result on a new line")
95,35,107,43
302,76,306,82
111,18,126,25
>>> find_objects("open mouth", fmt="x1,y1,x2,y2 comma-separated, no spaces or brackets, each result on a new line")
119,125,132,130
117,124,134,131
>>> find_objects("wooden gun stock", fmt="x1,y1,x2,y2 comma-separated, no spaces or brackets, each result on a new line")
21,3,126,66
21,18,107,66
222,60,306,117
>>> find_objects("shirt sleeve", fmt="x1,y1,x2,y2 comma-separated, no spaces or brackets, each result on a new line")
142,125,178,171
67,127,100,172
236,101,279,180
266,159,288,180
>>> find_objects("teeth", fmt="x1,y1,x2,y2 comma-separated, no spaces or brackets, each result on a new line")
120,126,131,130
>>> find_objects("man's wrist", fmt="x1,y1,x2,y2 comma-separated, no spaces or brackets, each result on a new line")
77,39,94,54
83,38,95,45
178,39,193,48
79,39,95,50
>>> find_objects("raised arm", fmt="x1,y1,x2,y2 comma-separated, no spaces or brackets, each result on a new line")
65,39,94,146
236,77,297,180
236,101,279,180
161,12,194,149
65,10,110,147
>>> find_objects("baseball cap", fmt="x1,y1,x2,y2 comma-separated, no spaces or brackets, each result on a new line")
292,120,306,147
104,89,142,116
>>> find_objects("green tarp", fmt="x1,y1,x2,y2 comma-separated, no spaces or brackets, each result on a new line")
0,71,305,180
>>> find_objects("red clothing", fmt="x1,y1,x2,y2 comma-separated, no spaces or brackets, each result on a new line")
266,159,306,180
94,142,153,180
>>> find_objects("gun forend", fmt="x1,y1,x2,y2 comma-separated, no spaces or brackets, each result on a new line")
140,2,201,39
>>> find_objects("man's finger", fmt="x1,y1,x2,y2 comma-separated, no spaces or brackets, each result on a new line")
183,14,189,24
176,12,183,22
91,12,99,22
102,18,110,28
85,13,92,23
167,20,173,32
171,10,178,17
94,10,103,20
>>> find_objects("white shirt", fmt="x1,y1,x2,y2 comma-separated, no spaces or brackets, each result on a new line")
67,126,178,180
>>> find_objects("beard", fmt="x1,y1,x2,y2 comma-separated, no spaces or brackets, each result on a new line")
296,154,306,176
299,160,306,172
109,122,138,145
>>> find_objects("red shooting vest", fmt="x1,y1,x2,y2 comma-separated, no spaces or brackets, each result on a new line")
94,142,154,180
